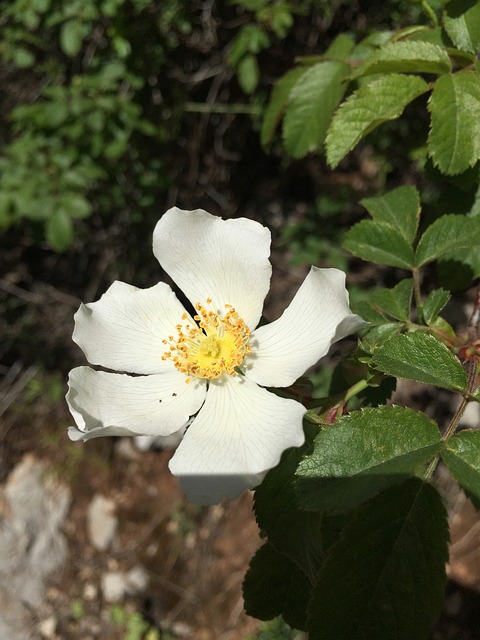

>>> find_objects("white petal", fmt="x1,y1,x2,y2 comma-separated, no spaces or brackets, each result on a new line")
153,207,272,329
246,267,366,388
66,366,206,441
168,375,305,504
73,281,191,374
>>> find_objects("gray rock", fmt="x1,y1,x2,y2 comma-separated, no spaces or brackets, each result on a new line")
87,494,117,551
0,456,70,640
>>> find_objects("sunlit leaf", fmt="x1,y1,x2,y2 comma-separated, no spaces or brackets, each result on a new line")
343,220,415,269
443,0,480,54
442,430,480,509
355,40,451,77
326,74,429,168
361,185,420,244
283,60,350,158
296,406,441,512
428,71,480,175
415,214,480,266
371,331,468,392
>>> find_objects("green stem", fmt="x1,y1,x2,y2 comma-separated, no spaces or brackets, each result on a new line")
421,0,438,27
183,102,261,115
424,358,478,480
412,267,422,312
344,378,369,404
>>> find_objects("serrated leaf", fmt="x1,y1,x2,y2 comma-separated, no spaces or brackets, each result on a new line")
370,279,413,322
361,185,420,244
428,71,480,175
422,288,451,324
442,430,480,509
243,542,311,631
254,425,323,582
282,60,350,158
296,406,441,512
360,322,405,354
443,0,480,54
343,220,415,269
415,213,480,266
355,40,451,77
371,331,468,392
326,74,429,168
307,479,449,640
261,67,307,146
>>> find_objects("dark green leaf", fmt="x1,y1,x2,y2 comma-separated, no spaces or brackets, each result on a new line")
415,214,480,266
307,479,449,640
355,40,451,77
243,542,311,631
296,406,441,512
261,67,307,146
371,331,468,392
361,185,420,244
282,60,350,158
343,220,415,269
370,279,413,322
254,425,323,582
443,0,480,54
428,71,480,175
422,288,451,324
442,430,480,509
326,74,429,168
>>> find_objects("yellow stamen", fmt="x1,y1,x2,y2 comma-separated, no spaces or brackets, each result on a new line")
162,302,251,382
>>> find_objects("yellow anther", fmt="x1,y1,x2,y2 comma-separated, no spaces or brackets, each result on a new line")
162,300,251,382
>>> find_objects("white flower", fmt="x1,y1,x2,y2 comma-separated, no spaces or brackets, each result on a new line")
67,208,364,504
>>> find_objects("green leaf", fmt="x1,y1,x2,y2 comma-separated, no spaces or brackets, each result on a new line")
370,279,413,322
443,0,480,54
361,185,420,244
428,71,480,175
360,323,405,354
60,20,88,56
46,210,74,251
59,194,92,219
296,406,441,512
355,40,451,77
422,288,451,324
371,331,468,392
243,542,311,631
442,430,480,509
307,479,448,640
282,60,350,158
261,67,307,146
326,74,429,168
415,214,480,266
237,54,259,94
343,220,415,269
254,425,323,582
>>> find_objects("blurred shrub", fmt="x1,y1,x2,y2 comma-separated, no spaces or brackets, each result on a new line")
0,0,190,249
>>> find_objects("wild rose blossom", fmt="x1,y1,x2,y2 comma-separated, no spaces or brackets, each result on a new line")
67,208,364,503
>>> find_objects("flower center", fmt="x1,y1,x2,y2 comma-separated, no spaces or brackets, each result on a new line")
162,299,251,383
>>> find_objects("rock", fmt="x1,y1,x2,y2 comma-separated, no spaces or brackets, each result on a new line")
0,456,70,640
101,566,149,602
38,616,57,638
87,494,117,551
